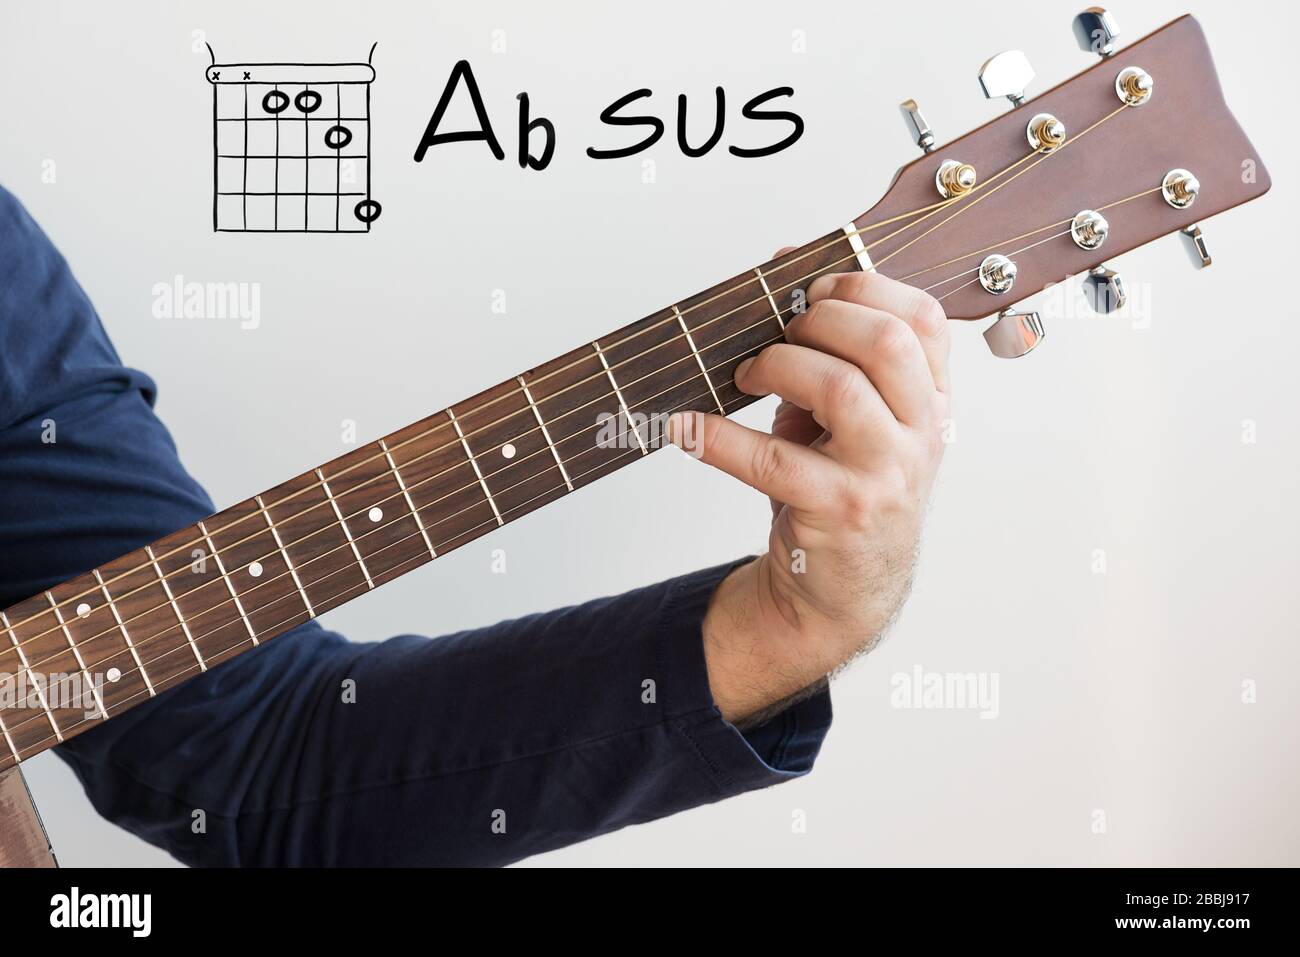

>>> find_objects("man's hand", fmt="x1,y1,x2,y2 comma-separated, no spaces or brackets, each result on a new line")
671,267,950,725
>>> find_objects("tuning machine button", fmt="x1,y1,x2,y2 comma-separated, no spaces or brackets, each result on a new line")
978,50,1034,107
1162,168,1200,208
1070,209,1109,249
936,159,977,198
979,254,1018,294
1081,265,1126,313
900,99,936,153
1073,7,1120,57
1180,223,1212,268
984,309,1044,358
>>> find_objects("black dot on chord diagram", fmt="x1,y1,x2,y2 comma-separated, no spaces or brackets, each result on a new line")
262,90,291,114
324,125,353,150
354,200,382,224
294,90,323,114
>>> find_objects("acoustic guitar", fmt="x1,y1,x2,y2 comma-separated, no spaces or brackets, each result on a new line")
0,10,1270,866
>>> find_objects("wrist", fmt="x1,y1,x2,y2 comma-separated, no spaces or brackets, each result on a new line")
702,555,825,724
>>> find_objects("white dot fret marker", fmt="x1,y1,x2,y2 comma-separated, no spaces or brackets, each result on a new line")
76,602,91,618
248,561,264,578
501,443,516,459
368,506,383,522
107,668,121,683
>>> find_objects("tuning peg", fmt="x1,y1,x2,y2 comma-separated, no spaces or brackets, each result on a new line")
1081,265,1127,313
1180,223,1212,268
978,50,1034,107
984,309,1044,358
899,99,936,153
1073,7,1120,58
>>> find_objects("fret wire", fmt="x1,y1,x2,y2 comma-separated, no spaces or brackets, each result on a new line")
46,593,109,720
753,267,787,330
146,545,207,672
378,439,438,559
672,306,725,415
0,660,20,760
93,568,154,697
0,708,18,763
591,342,647,455
197,520,260,646
315,470,376,589
256,495,318,613
517,376,574,492
446,410,504,526
1,610,62,741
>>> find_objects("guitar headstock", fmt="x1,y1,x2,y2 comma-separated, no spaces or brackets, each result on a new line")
853,11,1270,356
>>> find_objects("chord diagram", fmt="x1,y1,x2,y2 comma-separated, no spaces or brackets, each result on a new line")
206,45,383,233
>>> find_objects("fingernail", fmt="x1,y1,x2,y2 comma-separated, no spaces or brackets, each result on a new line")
734,357,754,383
806,274,836,301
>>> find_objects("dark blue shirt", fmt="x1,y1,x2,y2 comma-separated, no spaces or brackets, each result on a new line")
0,184,831,866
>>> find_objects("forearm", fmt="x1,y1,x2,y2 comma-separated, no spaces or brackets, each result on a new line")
61,560,833,865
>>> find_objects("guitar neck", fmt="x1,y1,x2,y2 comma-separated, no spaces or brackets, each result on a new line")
0,225,867,770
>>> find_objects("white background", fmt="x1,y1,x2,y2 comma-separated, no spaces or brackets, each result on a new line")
1,0,1296,866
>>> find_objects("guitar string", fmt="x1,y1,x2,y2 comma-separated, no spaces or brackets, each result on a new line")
871,103,1130,273
931,229,1073,294
1,122,1079,634
907,184,1165,291
4,167,1169,730
0,383,742,758
3,306,797,688
0,210,968,641
1,158,1157,675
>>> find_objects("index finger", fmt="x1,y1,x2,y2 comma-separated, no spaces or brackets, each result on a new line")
807,271,950,393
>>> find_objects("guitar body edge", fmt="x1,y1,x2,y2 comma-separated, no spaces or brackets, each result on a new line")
0,767,57,867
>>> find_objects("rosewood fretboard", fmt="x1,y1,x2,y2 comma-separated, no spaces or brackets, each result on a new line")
0,228,867,770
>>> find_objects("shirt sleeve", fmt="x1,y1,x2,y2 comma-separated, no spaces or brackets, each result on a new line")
0,183,832,866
